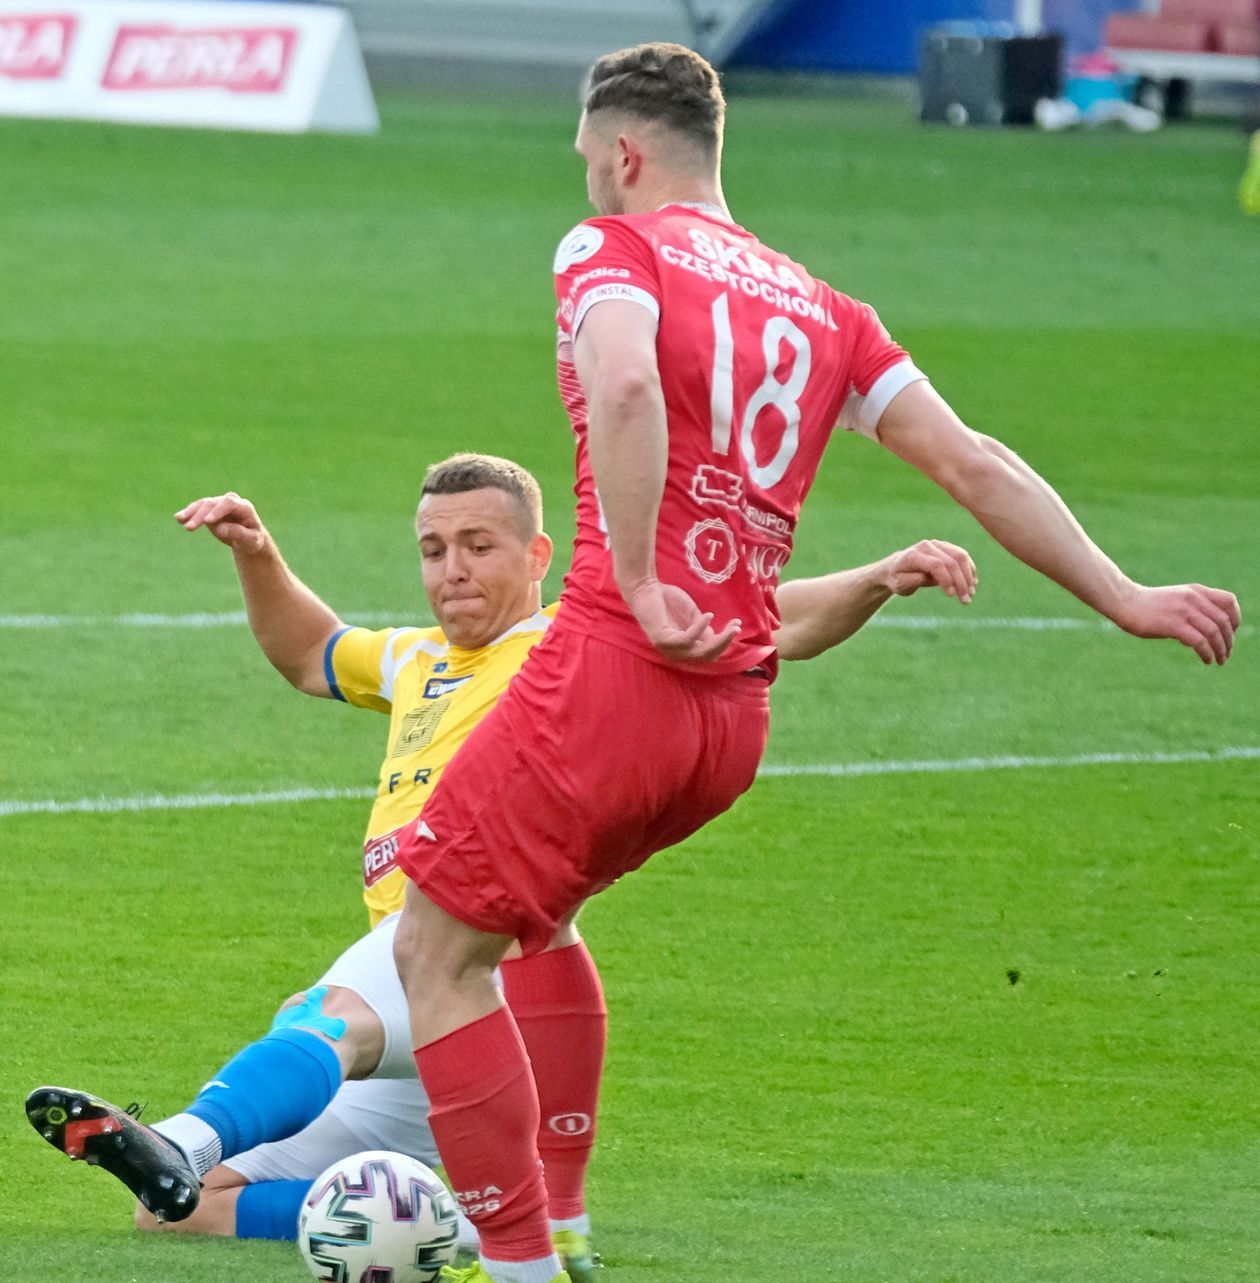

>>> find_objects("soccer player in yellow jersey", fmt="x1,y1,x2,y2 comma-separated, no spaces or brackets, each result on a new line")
27,453,979,1271
331,600,559,929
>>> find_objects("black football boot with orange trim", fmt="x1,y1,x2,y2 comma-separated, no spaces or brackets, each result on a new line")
26,1085,200,1223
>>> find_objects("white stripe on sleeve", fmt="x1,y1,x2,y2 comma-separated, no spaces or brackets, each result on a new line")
573,284,660,337
838,361,929,441
378,631,445,705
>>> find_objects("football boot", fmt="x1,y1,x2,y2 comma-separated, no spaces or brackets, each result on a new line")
26,1085,200,1223
439,1266,571,1283
553,1228,603,1282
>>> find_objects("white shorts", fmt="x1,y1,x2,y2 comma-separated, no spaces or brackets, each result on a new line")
223,1077,437,1182
224,913,436,1183
315,911,417,1080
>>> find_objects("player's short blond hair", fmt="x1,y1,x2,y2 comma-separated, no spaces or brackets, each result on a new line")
421,453,544,539
584,42,725,155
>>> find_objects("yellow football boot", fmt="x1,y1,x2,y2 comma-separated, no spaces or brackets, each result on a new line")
552,1228,603,1282
439,1267,571,1283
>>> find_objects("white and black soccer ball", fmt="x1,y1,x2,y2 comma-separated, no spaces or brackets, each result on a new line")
298,1149,460,1283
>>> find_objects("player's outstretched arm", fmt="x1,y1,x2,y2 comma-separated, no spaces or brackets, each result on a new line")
874,383,1240,665
774,540,977,661
174,492,344,696
574,300,739,663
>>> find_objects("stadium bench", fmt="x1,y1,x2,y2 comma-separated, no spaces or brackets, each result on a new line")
1105,0,1260,116
1108,0,1257,116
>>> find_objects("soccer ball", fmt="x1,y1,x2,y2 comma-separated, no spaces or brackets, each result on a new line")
298,1149,460,1283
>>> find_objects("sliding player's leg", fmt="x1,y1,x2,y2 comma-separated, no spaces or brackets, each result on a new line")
137,1077,477,1250
27,917,404,1222
148,980,379,1175
136,1082,414,1238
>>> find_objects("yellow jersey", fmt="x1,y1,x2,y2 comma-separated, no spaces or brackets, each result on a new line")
327,605,556,926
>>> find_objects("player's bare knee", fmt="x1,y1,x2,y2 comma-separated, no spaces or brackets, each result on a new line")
272,984,384,1080
310,984,376,1023
277,990,308,1016
314,985,386,1078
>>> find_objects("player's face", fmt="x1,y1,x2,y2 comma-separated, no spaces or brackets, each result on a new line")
575,113,622,215
415,488,551,650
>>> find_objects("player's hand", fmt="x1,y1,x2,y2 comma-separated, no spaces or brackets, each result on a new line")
884,539,977,602
174,492,268,555
1111,582,1241,665
622,578,741,663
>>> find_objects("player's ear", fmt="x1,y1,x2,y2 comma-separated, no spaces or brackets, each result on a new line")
617,134,642,186
527,532,553,581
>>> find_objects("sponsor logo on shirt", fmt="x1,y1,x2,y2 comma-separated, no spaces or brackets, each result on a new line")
746,542,790,583
423,675,472,700
562,266,631,326
391,701,452,757
685,518,739,585
659,228,838,331
692,464,744,507
572,266,629,288
690,465,792,539
571,282,659,335
363,830,401,888
0,14,76,80
553,224,604,273
102,25,298,93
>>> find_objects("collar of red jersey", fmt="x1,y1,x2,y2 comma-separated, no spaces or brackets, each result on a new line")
657,200,732,220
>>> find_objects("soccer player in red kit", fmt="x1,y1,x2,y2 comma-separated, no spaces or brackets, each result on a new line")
391,43,1239,1283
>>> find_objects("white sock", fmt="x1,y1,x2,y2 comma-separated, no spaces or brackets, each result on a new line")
550,1213,591,1237
151,1113,223,1178
481,1252,564,1283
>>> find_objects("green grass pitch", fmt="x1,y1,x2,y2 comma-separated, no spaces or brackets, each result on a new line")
1,85,1257,1282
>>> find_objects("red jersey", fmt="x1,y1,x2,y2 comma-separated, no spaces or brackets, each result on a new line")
553,203,924,679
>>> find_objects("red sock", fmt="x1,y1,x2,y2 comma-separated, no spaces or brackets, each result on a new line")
501,941,607,1222
414,1007,552,1262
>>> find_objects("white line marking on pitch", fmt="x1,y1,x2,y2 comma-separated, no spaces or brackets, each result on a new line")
0,611,1112,631
0,610,1248,638
2,611,1252,641
0,611,404,629
0,786,375,818
3,747,1256,819
757,746,1260,778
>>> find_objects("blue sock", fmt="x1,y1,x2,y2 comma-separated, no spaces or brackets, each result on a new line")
235,1179,312,1241
186,1026,342,1159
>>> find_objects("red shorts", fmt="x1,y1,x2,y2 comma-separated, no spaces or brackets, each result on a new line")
393,614,770,955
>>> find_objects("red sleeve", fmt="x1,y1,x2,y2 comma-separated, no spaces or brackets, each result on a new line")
835,297,928,440
849,300,911,396
553,218,662,339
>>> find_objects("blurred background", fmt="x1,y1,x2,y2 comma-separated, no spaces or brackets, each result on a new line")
2,3,1257,1281
349,0,1258,122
